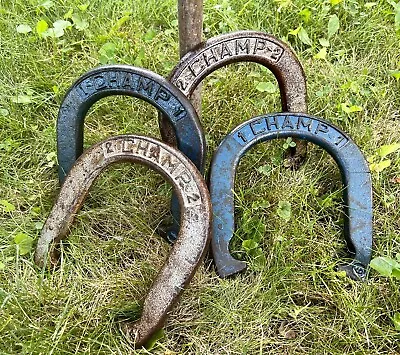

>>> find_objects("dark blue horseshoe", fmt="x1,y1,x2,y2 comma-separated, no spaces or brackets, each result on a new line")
210,113,372,280
57,65,205,238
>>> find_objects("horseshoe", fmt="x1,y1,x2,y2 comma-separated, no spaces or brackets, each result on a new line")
209,113,372,281
160,30,307,151
35,135,212,348
57,65,206,240
159,31,308,241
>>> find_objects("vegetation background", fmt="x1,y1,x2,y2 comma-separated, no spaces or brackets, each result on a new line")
0,0,399,353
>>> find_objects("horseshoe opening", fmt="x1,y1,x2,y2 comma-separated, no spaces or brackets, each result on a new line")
35,135,211,348
209,113,372,281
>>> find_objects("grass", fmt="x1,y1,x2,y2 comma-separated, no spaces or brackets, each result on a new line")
0,0,400,353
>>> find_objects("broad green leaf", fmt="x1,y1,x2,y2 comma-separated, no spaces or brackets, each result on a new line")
257,164,272,176
78,3,90,12
53,19,71,35
319,38,330,47
38,0,54,9
392,268,400,279
144,28,157,42
370,159,391,173
328,14,340,38
330,0,342,4
255,81,277,93
64,8,73,19
314,47,327,60
370,256,400,276
341,103,362,113
0,108,9,116
393,312,400,331
0,200,15,212
252,200,271,210
72,14,89,30
0,262,5,270
14,233,33,255
298,27,312,45
99,42,117,64
34,221,44,230
36,20,49,36
277,201,291,221
299,8,311,23
389,70,400,80
288,26,301,36
377,143,400,158
16,24,32,34
364,2,377,8
396,253,400,262
242,239,258,251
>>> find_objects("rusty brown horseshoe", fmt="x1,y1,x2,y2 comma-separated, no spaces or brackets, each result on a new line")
160,31,308,242
160,30,307,157
34,135,212,348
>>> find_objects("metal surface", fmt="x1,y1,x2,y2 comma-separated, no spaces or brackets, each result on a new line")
209,113,372,281
160,30,308,156
35,135,212,348
160,31,308,241
57,65,206,240
178,0,203,115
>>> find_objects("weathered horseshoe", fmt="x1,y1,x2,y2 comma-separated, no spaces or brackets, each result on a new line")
57,65,206,240
35,135,212,348
210,113,372,281
159,30,307,153
159,31,308,241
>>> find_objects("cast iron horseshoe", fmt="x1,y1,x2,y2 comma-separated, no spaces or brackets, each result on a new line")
35,135,212,348
210,113,372,281
160,31,308,241
57,65,206,239
160,30,307,154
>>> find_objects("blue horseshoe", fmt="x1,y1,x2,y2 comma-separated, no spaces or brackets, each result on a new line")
210,113,372,280
57,65,205,239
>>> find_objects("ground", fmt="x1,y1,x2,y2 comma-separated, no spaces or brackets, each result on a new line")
0,0,399,354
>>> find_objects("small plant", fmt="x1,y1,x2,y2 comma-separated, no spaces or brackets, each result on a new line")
370,255,400,330
368,143,400,173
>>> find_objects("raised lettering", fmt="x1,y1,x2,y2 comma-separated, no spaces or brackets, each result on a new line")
107,71,119,88
160,154,180,174
253,38,266,54
105,142,114,154
78,80,94,97
266,116,279,130
250,119,266,135
281,116,295,129
334,135,347,147
297,116,313,131
203,48,218,67
135,140,149,156
220,42,233,59
137,76,153,96
122,140,133,153
315,122,329,135
148,144,160,162
121,73,133,88
175,170,192,190
187,193,200,203
173,105,186,119
94,75,107,90
154,86,171,102
176,78,188,91
188,57,205,77
235,38,250,54
237,131,247,143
